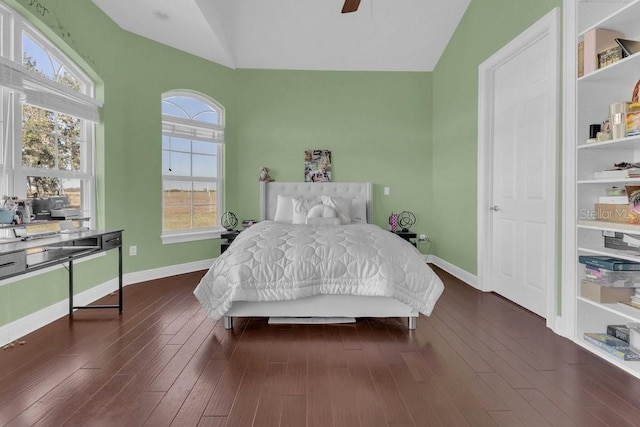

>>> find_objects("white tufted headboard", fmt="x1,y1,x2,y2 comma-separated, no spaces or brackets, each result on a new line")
260,181,372,223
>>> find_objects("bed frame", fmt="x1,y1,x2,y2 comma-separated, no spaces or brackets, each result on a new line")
222,181,418,330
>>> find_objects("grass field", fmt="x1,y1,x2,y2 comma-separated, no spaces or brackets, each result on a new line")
163,190,217,231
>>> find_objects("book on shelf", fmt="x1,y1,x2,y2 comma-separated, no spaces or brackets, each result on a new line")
602,231,640,253
618,301,640,312
583,333,640,361
623,234,640,248
578,40,584,77
579,255,640,271
593,169,640,179
599,196,630,204
608,324,631,343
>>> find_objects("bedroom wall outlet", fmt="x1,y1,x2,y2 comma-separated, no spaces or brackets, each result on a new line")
419,234,428,241
384,186,390,195
129,245,137,256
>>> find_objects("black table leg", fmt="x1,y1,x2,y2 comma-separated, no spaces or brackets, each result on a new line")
118,245,123,313
68,260,74,316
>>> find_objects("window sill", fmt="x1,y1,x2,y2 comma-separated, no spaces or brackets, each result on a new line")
161,229,223,245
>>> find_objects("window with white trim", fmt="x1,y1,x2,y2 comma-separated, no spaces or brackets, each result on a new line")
161,91,224,243
0,3,99,221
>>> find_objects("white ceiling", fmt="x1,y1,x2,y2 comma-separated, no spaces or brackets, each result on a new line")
91,0,470,72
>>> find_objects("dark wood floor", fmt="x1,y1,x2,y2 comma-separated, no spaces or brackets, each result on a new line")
2,268,640,426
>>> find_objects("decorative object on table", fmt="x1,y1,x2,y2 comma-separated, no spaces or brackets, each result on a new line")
388,212,398,232
398,211,416,232
258,166,274,182
221,211,238,231
304,149,331,182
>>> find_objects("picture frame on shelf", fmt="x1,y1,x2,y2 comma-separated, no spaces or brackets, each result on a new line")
615,38,640,57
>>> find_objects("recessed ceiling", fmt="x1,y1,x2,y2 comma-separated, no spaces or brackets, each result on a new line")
91,0,471,72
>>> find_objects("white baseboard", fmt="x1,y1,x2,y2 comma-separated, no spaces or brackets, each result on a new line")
425,254,479,289
123,258,213,285
0,258,214,347
549,315,571,338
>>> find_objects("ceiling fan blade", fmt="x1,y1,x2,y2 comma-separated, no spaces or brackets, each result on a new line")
341,0,361,13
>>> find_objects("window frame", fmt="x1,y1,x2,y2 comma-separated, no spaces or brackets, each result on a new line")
0,4,97,224
160,90,224,244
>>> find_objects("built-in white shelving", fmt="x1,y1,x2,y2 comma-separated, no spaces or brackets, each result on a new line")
574,0,640,378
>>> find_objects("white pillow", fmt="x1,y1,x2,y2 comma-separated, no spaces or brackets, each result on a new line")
273,195,293,223
321,196,351,224
292,198,320,224
350,198,367,224
306,217,341,226
307,203,338,219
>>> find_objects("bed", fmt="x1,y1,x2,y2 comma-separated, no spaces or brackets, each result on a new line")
193,181,444,330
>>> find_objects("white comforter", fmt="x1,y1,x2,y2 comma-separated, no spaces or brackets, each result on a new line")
194,221,444,321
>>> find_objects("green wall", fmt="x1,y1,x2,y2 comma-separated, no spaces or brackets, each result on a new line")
430,0,562,274
231,69,433,230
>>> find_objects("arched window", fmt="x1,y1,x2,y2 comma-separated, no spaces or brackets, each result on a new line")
161,91,224,243
0,3,99,223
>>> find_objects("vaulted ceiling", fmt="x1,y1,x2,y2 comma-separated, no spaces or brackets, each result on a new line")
90,0,471,72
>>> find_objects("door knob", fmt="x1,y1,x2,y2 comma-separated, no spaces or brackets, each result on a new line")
489,205,500,211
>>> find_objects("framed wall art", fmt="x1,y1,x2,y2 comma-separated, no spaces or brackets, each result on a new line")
304,150,332,182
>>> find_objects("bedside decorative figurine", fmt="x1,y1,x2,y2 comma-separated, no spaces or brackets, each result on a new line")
259,166,274,182
389,212,398,232
221,211,238,231
398,211,416,232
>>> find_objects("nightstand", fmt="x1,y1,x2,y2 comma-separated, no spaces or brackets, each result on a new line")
392,230,417,247
220,230,240,254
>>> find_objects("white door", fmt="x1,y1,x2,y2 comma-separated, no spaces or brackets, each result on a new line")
478,9,558,320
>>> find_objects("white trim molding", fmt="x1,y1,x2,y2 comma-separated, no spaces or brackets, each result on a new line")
0,258,214,347
477,8,560,330
426,254,479,290
559,0,577,341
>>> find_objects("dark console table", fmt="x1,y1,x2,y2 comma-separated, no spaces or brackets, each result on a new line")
0,229,123,315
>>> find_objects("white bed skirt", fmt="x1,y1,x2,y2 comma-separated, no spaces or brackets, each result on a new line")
224,294,417,318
